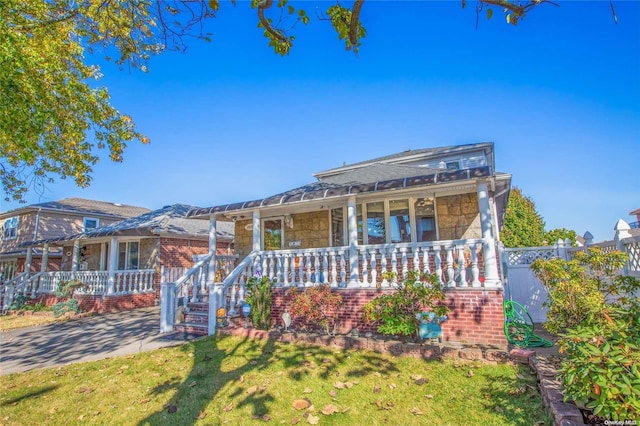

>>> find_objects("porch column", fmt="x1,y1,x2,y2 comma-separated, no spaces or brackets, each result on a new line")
252,210,261,252
347,196,359,287
477,181,501,287
25,247,33,275
40,244,49,273
207,215,217,284
99,242,107,270
71,240,80,272
107,237,118,294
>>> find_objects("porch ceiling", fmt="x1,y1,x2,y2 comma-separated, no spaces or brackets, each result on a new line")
187,165,494,219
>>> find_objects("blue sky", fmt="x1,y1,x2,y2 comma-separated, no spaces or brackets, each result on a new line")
2,1,639,242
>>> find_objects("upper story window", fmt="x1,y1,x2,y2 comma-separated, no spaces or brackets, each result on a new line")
83,217,99,232
445,161,460,170
2,217,19,240
437,160,461,170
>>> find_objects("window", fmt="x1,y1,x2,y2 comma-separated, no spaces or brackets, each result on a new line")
356,204,363,245
366,201,386,244
2,217,18,240
117,241,139,270
415,197,437,241
330,208,345,246
446,161,460,170
389,199,411,243
83,217,99,232
262,219,283,250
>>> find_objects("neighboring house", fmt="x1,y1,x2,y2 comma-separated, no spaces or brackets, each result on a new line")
629,208,640,231
0,198,150,283
4,204,234,313
170,142,512,346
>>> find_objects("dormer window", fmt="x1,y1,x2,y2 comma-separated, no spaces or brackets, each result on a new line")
446,161,460,170
83,217,99,232
2,217,19,240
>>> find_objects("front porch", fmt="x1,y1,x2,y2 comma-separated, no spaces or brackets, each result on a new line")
160,236,506,346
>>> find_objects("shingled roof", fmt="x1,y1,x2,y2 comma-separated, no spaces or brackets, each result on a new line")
22,204,234,246
187,165,493,218
1,197,150,219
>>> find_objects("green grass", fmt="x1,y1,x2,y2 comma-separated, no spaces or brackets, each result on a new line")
0,312,61,331
0,335,551,425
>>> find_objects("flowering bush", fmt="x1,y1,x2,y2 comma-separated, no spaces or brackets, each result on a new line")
286,284,343,335
363,271,448,339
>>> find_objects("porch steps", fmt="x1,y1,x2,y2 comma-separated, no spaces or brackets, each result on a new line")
173,302,245,336
175,302,209,335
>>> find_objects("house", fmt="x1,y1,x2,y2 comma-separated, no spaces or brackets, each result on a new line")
165,142,512,346
0,198,151,283
3,204,235,313
629,208,640,231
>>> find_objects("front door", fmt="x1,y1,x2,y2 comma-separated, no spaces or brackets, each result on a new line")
262,218,283,250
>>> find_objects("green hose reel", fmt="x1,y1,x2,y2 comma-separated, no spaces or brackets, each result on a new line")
503,300,553,348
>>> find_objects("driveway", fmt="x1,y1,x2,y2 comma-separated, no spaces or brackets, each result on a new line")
0,306,200,375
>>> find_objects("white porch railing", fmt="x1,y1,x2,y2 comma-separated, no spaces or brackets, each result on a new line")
160,239,495,335
6,269,156,298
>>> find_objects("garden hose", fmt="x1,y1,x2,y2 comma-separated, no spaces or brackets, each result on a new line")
503,300,553,348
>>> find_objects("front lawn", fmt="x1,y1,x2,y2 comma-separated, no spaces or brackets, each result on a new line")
0,335,550,425
0,312,61,331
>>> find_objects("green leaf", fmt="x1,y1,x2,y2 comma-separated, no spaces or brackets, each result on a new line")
487,8,493,20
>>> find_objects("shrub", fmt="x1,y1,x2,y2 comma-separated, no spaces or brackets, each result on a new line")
52,299,81,318
558,305,640,420
9,295,29,310
532,247,640,420
531,247,639,334
363,271,448,339
245,273,272,330
286,284,343,335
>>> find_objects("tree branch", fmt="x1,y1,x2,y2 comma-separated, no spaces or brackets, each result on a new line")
257,0,289,45
349,0,364,46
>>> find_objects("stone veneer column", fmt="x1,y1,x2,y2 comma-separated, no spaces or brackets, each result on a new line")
477,180,501,287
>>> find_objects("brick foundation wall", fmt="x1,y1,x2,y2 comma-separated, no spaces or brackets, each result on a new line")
269,287,505,347
35,293,156,314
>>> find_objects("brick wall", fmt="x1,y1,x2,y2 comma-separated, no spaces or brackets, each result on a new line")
269,287,505,347
35,293,156,313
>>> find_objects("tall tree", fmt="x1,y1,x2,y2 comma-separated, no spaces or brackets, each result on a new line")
501,187,546,248
544,228,578,246
0,0,559,202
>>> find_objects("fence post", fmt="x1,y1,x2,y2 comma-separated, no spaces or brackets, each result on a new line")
3,285,15,311
583,231,593,246
208,283,223,336
614,220,631,275
556,239,568,261
160,282,176,333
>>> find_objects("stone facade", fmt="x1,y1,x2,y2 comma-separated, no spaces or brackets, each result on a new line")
235,211,330,258
436,193,482,240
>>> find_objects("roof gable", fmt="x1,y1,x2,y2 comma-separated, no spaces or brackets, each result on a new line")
313,142,494,180
1,197,150,219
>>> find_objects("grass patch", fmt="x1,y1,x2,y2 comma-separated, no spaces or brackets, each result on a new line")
0,335,551,425
0,312,63,331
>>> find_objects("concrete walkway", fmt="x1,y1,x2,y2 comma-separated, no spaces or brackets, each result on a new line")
0,306,200,376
